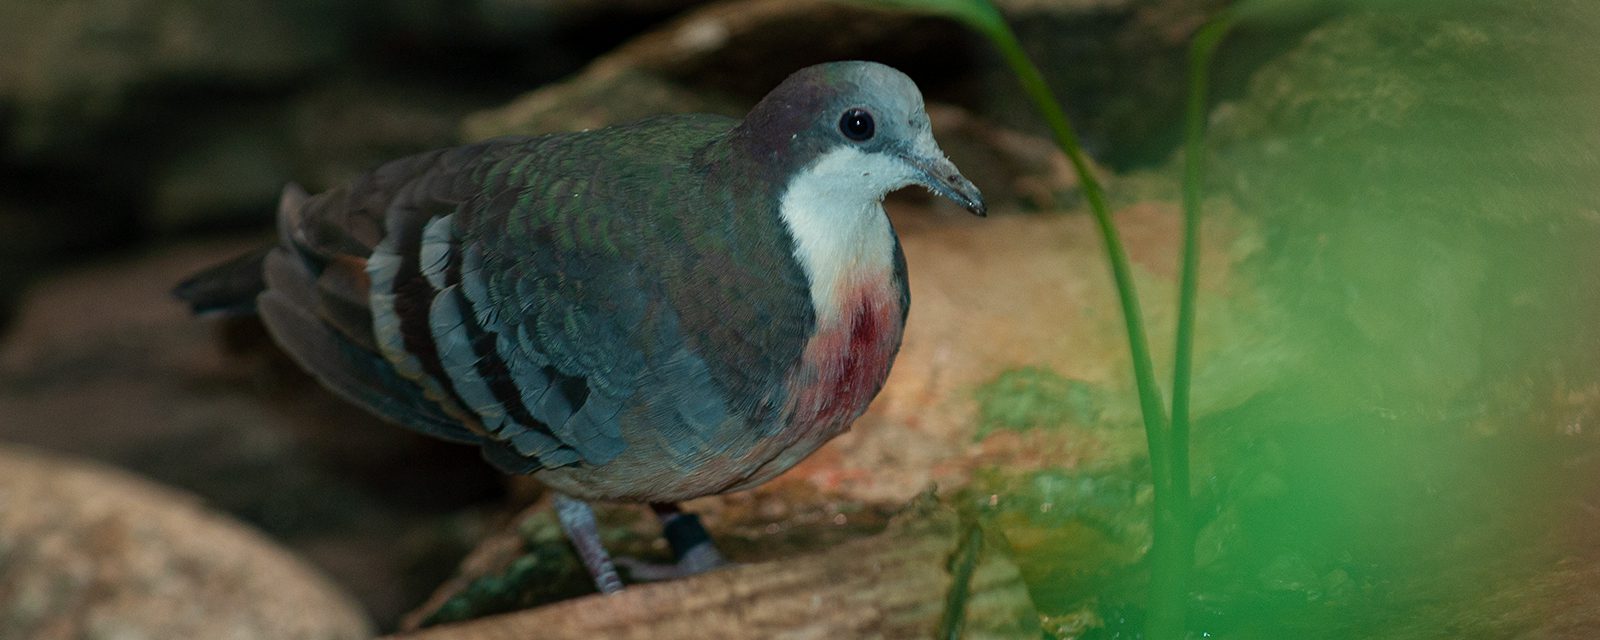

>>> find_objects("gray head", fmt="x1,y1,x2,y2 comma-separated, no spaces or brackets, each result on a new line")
735,61,986,216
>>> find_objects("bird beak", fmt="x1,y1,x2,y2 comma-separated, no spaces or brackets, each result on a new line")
904,152,987,217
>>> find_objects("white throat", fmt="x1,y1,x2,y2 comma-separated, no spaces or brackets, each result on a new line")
776,146,911,322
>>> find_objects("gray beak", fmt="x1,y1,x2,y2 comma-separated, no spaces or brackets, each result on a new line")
906,153,987,217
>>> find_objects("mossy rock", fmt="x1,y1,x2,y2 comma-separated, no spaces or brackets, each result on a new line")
974,366,1105,437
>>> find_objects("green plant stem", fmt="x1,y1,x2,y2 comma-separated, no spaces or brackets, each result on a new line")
1173,11,1238,530
1160,10,1237,639
977,14,1189,638
977,6,1171,470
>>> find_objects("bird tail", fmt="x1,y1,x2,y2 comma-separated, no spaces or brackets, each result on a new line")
172,246,271,316
171,184,309,316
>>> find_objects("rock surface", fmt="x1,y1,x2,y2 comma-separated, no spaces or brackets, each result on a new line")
0,0,706,297
0,445,373,639
0,238,508,629
1169,6,1600,638
391,500,1039,640
462,0,966,136
0,0,344,159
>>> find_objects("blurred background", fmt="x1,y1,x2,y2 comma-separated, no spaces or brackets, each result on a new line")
1,0,1597,638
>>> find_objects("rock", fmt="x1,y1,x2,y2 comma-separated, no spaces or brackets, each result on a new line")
389,499,1039,640
287,80,492,193
920,103,1089,211
1167,5,1600,637
150,77,488,232
461,0,707,45
0,0,706,270
151,117,297,231
462,0,969,140
464,64,743,140
0,238,508,628
781,196,1257,505
1206,3,1600,414
0,445,373,639
973,0,1232,166
0,0,348,162
0,0,344,273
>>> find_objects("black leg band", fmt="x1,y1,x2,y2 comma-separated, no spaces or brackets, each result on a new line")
661,512,714,560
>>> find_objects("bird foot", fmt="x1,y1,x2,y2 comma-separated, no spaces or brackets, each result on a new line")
616,505,733,581
554,497,733,593
553,494,624,594
615,540,733,581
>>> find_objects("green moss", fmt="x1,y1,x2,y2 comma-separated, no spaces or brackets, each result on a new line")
962,466,1150,636
420,511,593,627
974,367,1104,437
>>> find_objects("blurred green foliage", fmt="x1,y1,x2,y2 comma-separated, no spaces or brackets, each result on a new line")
1183,3,1600,636
856,0,1600,637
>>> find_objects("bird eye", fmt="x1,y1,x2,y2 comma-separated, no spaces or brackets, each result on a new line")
838,108,875,141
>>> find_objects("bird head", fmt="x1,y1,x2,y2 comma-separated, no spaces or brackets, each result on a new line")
737,61,987,217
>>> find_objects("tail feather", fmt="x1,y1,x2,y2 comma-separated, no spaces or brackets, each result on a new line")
174,184,315,316
257,254,479,445
176,182,481,445
172,246,271,316
172,183,310,317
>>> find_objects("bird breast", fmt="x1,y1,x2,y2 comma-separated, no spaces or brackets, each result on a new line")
719,272,902,496
770,147,908,439
789,277,904,430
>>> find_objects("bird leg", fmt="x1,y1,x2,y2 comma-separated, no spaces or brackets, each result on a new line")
614,502,732,581
553,494,624,594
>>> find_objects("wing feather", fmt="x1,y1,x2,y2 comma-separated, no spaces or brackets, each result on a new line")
260,114,816,477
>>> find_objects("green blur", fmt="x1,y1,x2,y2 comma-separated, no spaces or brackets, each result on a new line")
1181,3,1600,637
913,0,1600,636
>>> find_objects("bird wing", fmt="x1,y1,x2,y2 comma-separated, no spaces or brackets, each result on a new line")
267,116,813,475
261,144,507,447
457,117,816,476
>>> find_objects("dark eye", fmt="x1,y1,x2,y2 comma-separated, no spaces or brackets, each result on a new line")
839,108,875,141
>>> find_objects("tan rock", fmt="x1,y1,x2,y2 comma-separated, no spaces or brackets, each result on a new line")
0,238,504,628
0,445,374,640
389,501,1039,640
